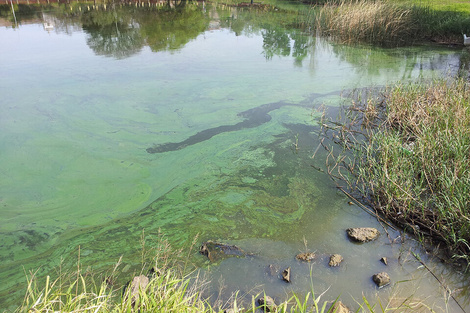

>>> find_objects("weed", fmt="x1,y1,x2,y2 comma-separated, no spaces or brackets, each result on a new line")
321,77,470,266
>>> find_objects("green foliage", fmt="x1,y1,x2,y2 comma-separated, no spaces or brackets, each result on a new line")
394,0,470,14
330,78,470,265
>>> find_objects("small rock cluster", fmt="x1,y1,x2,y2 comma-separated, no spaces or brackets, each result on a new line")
347,227,390,288
204,226,391,312
295,252,316,262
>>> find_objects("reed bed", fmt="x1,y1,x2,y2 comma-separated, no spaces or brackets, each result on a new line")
315,0,417,46
322,78,470,266
314,0,470,46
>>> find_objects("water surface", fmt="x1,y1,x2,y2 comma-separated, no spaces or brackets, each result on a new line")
0,2,469,311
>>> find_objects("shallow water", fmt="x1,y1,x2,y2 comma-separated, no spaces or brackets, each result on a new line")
0,2,469,311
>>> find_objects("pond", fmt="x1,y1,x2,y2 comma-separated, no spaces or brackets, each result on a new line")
0,1,469,311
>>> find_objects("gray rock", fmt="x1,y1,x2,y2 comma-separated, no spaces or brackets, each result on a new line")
346,227,380,242
258,295,276,312
295,252,316,262
372,272,390,287
265,264,279,277
329,254,343,267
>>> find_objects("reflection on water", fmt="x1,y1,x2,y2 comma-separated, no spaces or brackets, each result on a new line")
0,2,469,311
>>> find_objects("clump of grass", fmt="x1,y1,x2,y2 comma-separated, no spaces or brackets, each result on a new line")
17,262,211,312
370,78,470,261
325,78,470,265
16,236,212,313
316,0,418,46
314,0,470,46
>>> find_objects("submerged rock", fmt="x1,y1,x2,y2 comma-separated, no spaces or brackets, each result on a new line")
329,301,351,313
200,241,245,262
258,296,277,312
265,264,279,277
281,267,291,283
372,272,390,288
295,252,316,262
328,254,343,267
346,227,380,242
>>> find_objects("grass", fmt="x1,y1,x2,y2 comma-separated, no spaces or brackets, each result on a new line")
17,259,210,312
393,0,470,14
368,78,470,262
322,77,470,267
314,0,470,46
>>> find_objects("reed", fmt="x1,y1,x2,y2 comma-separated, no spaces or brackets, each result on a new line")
366,78,470,262
314,0,470,46
323,78,470,266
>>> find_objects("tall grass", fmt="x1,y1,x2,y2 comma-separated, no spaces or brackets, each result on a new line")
314,0,470,46
16,236,213,313
366,78,470,261
17,262,211,312
323,78,470,265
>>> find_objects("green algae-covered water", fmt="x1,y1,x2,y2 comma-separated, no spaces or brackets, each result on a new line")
1,2,469,311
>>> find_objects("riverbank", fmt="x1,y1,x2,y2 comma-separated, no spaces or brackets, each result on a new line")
13,238,430,313
3,0,470,47
314,0,470,47
322,77,470,267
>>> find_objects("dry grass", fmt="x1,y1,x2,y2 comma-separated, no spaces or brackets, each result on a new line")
314,0,470,46
316,0,418,46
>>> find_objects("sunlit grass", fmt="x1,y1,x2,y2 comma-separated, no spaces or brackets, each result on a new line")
325,78,470,266
314,0,470,46
365,78,470,262
393,0,470,14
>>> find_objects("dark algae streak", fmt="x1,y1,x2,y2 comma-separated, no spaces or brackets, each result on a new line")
146,92,339,154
